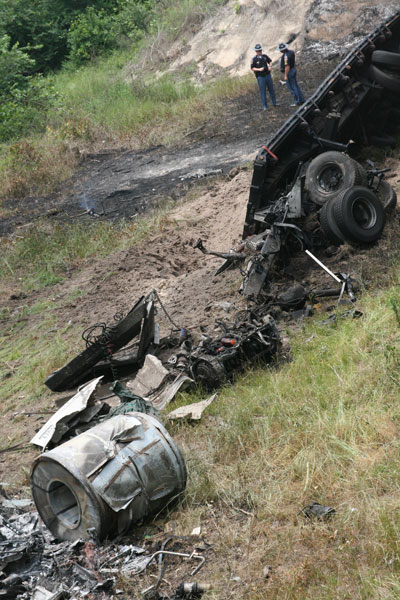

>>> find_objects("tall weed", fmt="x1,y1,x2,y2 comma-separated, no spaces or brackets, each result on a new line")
51,56,252,147
0,136,78,199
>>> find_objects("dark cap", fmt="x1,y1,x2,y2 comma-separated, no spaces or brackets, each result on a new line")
254,43,262,51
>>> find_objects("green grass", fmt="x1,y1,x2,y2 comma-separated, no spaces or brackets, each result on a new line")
0,205,176,291
157,288,400,599
51,57,253,147
0,300,81,410
52,60,197,136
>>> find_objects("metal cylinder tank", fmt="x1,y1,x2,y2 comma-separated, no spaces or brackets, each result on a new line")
30,413,186,541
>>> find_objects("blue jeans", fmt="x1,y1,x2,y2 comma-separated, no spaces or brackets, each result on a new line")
286,67,305,104
257,74,277,109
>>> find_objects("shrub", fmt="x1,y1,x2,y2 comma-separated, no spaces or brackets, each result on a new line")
0,35,58,141
67,7,116,65
0,76,59,142
0,34,35,98
114,0,153,43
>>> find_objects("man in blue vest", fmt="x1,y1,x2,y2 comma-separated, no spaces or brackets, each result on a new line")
278,42,305,106
250,43,279,111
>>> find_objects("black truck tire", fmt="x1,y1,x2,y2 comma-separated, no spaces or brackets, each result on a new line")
351,159,368,186
369,65,400,94
319,197,346,246
371,50,400,72
305,151,362,206
374,180,397,211
332,186,385,243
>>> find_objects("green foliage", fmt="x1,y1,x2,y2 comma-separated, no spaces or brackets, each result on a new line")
67,6,116,65
0,34,58,141
0,0,155,72
114,0,153,43
0,0,121,72
0,34,35,94
66,1,156,65
0,76,58,141
0,0,68,72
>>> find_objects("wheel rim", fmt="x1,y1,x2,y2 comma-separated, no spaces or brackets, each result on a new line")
317,164,343,192
351,197,377,229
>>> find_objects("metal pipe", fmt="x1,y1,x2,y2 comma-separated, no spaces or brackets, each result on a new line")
140,550,205,577
305,250,341,283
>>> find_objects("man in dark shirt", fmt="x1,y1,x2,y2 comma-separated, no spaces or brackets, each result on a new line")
278,42,305,106
250,43,279,111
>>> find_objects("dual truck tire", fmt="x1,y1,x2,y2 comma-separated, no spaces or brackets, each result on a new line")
305,151,397,246
369,50,400,94
320,186,386,245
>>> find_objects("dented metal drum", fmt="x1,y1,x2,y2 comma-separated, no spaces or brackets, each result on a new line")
30,413,186,541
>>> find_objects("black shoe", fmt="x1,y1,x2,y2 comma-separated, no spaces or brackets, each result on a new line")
273,103,280,106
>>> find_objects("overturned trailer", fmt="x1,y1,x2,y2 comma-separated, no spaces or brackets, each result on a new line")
237,11,400,296
245,11,400,237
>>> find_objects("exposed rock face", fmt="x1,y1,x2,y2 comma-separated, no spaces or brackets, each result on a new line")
166,0,313,77
302,1,400,61
165,0,399,77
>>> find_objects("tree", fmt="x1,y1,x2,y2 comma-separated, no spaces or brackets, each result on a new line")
0,33,57,141
67,6,116,65
0,0,122,72
0,33,35,96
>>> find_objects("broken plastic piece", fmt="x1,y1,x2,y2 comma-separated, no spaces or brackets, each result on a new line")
45,297,151,391
302,502,335,520
167,394,217,421
30,376,103,449
128,354,169,398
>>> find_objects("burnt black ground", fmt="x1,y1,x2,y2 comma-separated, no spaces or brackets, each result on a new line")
0,61,333,235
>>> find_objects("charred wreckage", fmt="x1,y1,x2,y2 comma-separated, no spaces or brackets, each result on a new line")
2,11,400,600
199,10,400,298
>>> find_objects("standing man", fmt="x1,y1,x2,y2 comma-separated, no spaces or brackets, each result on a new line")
278,42,305,106
251,43,279,111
